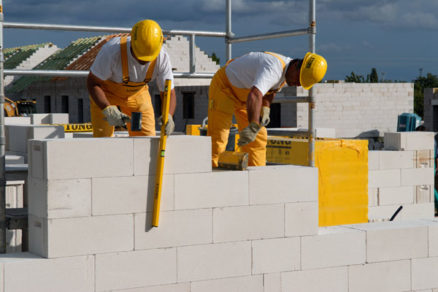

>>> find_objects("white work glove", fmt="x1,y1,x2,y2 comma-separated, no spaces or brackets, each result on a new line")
260,106,270,127
238,122,261,146
102,105,131,127
158,114,175,135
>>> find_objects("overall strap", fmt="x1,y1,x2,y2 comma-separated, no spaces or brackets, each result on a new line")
144,58,157,84
120,36,130,84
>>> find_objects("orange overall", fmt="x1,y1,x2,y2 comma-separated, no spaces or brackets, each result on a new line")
90,36,156,137
207,52,287,167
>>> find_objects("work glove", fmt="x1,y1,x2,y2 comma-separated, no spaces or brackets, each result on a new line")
158,114,175,135
260,106,270,127
102,105,131,127
238,122,261,147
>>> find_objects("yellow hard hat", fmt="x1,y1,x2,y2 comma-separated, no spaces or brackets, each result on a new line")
130,19,163,62
300,52,327,90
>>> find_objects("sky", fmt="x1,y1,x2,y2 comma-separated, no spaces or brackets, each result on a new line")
2,0,438,82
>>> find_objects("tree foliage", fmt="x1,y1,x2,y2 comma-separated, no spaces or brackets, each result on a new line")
210,52,220,65
414,73,438,118
345,68,379,83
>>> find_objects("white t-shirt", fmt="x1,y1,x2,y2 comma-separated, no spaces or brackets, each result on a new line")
90,36,174,91
225,52,292,96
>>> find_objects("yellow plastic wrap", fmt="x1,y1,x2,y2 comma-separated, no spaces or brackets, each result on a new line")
267,137,368,226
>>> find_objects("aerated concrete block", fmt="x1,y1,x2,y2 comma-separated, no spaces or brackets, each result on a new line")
412,257,438,291
263,273,281,292
416,150,434,168
28,138,134,179
368,169,401,188
213,205,284,243
348,220,428,262
285,202,318,236
134,209,212,250
92,175,174,215
368,188,378,207
301,226,366,270
31,113,69,124
177,241,251,282
401,167,434,186
191,275,263,292
378,150,415,169
368,203,435,222
252,237,300,274
378,186,414,206
114,283,190,292
248,165,318,205
384,132,435,151
29,214,134,258
425,219,438,257
174,170,248,210
368,151,380,170
28,177,91,218
5,116,31,125
133,136,211,176
416,185,433,203
6,124,64,154
1,253,94,292
348,260,411,292
95,249,177,291
281,267,348,292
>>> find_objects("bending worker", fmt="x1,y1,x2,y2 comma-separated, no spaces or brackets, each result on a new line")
87,19,176,137
208,51,327,167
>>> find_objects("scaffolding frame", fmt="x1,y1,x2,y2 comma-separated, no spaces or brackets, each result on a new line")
0,0,317,252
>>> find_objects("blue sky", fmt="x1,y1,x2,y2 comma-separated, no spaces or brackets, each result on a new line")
3,0,437,82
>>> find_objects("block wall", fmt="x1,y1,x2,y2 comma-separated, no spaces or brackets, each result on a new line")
424,88,438,131
297,83,414,138
368,132,436,221
1,135,437,291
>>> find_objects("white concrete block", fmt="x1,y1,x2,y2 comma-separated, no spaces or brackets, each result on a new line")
401,167,434,186
281,267,348,292
96,249,177,291
412,257,438,290
348,260,411,292
29,138,134,179
177,241,251,282
134,209,212,249
213,205,284,242
5,154,25,164
6,125,64,154
5,116,31,125
28,177,91,218
174,170,248,210
263,273,281,292
114,283,190,292
191,275,263,292
416,185,433,203
248,165,318,205
416,149,434,168
368,169,400,188
285,202,318,236
252,237,300,274
424,219,438,257
384,132,435,151
368,151,380,170
348,220,428,262
301,226,366,269
92,175,174,215
1,253,94,292
29,214,134,258
379,150,415,169
379,186,414,205
369,203,435,222
133,136,211,176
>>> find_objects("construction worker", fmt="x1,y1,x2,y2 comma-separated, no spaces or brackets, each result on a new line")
87,19,176,137
208,51,327,167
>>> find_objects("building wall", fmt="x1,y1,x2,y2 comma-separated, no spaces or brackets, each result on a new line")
424,88,438,131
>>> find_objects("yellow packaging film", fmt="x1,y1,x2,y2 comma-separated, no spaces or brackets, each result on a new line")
267,137,368,226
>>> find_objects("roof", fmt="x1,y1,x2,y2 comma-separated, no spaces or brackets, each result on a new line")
6,37,103,94
4,43,54,70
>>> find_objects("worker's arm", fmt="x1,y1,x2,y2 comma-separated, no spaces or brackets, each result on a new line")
87,72,110,109
246,86,264,124
87,72,130,126
262,92,275,107
260,92,275,127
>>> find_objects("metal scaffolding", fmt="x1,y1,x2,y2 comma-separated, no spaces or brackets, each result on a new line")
0,0,318,252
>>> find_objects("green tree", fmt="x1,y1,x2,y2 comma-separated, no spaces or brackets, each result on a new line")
414,73,438,118
345,72,366,83
210,52,220,65
369,68,379,83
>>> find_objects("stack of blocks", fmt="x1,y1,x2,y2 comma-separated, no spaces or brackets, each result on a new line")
0,135,438,291
368,132,436,221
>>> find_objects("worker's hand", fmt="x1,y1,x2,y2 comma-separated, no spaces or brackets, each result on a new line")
238,122,261,146
102,105,131,127
158,114,175,135
260,106,270,127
